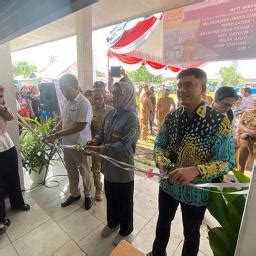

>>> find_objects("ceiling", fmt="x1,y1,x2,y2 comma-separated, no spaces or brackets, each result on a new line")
0,0,96,45
10,0,205,52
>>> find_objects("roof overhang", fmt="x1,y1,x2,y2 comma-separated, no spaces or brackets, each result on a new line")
0,0,97,46
10,0,205,52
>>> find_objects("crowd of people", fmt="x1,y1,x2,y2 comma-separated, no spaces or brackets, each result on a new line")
15,84,42,120
0,68,255,255
136,84,176,140
14,81,62,125
136,82,255,174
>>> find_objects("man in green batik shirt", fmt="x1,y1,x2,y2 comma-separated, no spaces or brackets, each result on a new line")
147,68,235,256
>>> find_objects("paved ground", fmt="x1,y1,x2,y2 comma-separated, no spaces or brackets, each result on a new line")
0,158,215,256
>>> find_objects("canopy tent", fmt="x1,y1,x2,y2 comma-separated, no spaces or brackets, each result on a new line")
107,14,204,74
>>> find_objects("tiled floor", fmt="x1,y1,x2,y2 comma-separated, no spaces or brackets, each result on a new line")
0,160,215,256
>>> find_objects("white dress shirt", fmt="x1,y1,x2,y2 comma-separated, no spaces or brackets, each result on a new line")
62,92,93,145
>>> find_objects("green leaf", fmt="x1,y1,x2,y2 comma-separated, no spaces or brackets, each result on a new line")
207,185,246,256
207,188,229,227
222,188,246,232
208,227,236,256
20,118,57,173
232,169,251,183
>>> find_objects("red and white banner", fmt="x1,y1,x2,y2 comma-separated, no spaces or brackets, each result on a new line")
108,12,204,73
108,0,256,74
110,15,162,54
163,0,256,65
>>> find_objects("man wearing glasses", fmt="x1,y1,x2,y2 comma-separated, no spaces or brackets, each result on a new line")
147,69,235,256
212,86,239,124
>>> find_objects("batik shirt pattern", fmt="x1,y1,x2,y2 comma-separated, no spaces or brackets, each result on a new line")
240,110,256,130
154,104,235,206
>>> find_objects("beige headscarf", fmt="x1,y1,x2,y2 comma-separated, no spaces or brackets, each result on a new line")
114,81,136,111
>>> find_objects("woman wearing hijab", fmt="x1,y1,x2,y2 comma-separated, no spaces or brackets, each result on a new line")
86,81,139,246
0,85,30,233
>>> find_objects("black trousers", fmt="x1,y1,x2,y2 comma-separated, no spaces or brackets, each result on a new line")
104,179,134,236
0,147,25,222
152,188,206,256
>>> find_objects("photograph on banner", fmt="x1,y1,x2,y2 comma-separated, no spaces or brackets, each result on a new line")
163,0,256,65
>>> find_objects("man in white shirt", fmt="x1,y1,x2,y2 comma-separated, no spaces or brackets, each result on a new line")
241,87,254,111
46,74,94,209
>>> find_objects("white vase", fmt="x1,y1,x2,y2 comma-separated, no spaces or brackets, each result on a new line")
29,166,47,184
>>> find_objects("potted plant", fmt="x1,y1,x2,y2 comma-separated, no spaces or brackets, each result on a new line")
207,169,249,256
19,117,57,184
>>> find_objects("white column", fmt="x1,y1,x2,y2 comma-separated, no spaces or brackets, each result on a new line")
235,163,256,255
76,6,94,91
0,42,24,189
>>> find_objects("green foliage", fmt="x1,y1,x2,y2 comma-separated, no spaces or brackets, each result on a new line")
207,169,248,256
207,81,218,92
13,61,37,78
20,118,56,174
96,70,106,77
208,227,236,256
219,62,245,86
75,143,85,151
127,65,163,84
232,169,250,183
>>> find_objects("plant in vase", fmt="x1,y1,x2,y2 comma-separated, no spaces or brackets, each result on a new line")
20,118,57,183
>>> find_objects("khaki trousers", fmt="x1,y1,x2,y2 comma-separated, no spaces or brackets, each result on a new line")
91,155,102,191
238,138,255,172
140,114,149,140
63,149,93,197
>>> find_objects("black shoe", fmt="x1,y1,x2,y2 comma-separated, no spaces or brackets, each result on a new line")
13,204,30,211
146,252,166,256
3,218,11,227
0,218,11,234
61,196,81,207
84,197,93,210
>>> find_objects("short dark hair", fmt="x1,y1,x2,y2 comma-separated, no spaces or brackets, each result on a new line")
94,81,106,90
59,74,78,89
93,89,104,97
244,87,251,94
215,86,238,101
177,68,207,84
